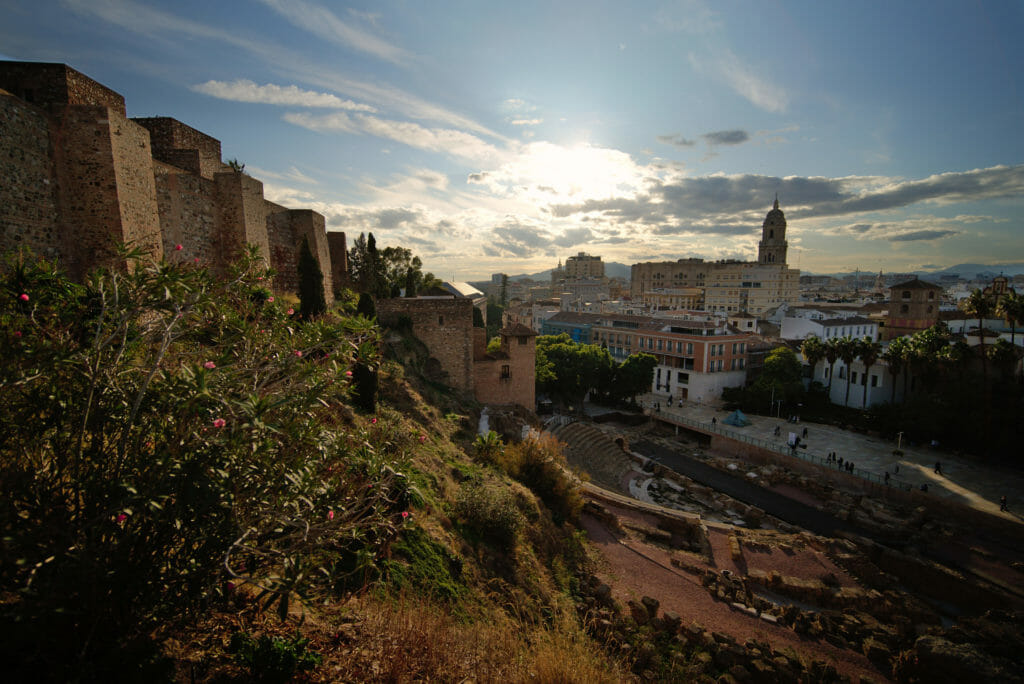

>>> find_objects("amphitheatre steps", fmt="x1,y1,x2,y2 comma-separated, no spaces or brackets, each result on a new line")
549,421,635,493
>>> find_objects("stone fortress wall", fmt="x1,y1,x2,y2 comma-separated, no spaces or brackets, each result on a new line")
0,62,344,300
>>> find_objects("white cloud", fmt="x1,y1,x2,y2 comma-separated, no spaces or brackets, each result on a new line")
192,79,375,111
689,49,787,113
283,111,505,164
509,118,543,126
256,0,410,65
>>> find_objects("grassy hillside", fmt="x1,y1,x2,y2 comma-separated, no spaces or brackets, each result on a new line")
0,248,631,682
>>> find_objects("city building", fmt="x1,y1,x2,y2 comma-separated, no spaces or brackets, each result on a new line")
564,252,605,279
885,278,943,340
630,200,799,314
541,310,755,401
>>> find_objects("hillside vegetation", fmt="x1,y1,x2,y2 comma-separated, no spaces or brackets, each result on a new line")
0,247,630,682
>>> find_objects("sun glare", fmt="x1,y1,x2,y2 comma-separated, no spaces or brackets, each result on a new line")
485,141,647,205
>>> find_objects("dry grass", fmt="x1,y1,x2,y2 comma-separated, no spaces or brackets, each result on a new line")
308,594,633,683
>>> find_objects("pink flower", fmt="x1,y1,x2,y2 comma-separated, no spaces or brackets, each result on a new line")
212,418,226,428
327,510,335,521
175,244,183,251
294,350,303,357
370,417,377,424
13,331,21,338
287,308,295,315
401,511,410,520
204,361,216,370
18,293,29,302
116,513,127,524
257,276,264,281
419,434,427,443
194,257,200,263
345,370,353,377
226,581,235,591
267,296,275,303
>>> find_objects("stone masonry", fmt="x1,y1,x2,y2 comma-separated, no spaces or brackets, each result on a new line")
0,61,345,298
377,297,537,409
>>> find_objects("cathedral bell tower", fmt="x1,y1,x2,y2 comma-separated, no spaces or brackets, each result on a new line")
758,196,788,265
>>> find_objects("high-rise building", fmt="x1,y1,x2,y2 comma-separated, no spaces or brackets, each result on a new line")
564,252,604,279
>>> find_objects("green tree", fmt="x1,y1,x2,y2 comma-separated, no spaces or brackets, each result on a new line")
756,346,804,405
857,336,882,409
836,336,859,407
613,352,658,404
296,237,326,319
225,158,246,173
883,336,911,402
995,289,1024,348
824,336,841,395
960,289,993,389
800,335,826,383
535,334,614,411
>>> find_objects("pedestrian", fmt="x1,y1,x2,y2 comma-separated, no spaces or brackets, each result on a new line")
802,427,808,439
934,461,942,475
838,457,844,469
668,396,673,407
774,425,781,437
1000,495,1007,512
711,416,717,426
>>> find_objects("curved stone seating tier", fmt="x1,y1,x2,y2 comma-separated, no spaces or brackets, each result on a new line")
548,421,635,493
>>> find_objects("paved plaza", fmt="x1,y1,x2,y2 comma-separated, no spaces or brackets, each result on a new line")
635,393,1024,523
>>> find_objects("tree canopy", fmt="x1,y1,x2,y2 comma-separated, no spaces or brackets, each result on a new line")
348,232,439,298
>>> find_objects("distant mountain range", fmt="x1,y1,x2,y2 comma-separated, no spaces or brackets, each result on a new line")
814,263,1024,279
504,262,1024,282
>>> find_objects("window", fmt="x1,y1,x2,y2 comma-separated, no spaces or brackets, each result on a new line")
839,367,846,379
687,343,693,355
871,375,878,387
928,291,935,300
677,372,689,384
739,343,745,353
927,305,933,313
500,364,511,379
639,338,645,349
851,371,858,383
717,359,724,371
902,290,911,300
900,304,909,314
710,345,716,357
657,339,663,351
517,336,527,345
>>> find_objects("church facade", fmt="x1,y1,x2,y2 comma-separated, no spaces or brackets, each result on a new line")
630,199,800,314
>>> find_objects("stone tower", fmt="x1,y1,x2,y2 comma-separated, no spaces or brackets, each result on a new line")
757,197,788,265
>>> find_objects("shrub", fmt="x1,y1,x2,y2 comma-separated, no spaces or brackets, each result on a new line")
456,480,523,548
504,435,583,524
0,246,410,677
229,631,322,683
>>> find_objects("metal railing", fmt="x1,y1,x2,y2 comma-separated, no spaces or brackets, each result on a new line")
648,408,916,492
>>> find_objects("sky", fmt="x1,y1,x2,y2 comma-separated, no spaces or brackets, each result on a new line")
2,0,1023,280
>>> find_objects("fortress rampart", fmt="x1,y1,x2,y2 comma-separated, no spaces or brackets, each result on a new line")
0,62,344,300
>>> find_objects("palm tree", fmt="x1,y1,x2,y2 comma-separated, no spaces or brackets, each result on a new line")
837,336,859,407
995,289,1023,348
858,336,882,409
883,336,910,402
960,289,993,389
824,336,841,398
801,335,826,384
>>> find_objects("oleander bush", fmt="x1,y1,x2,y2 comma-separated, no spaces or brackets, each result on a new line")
0,246,414,678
